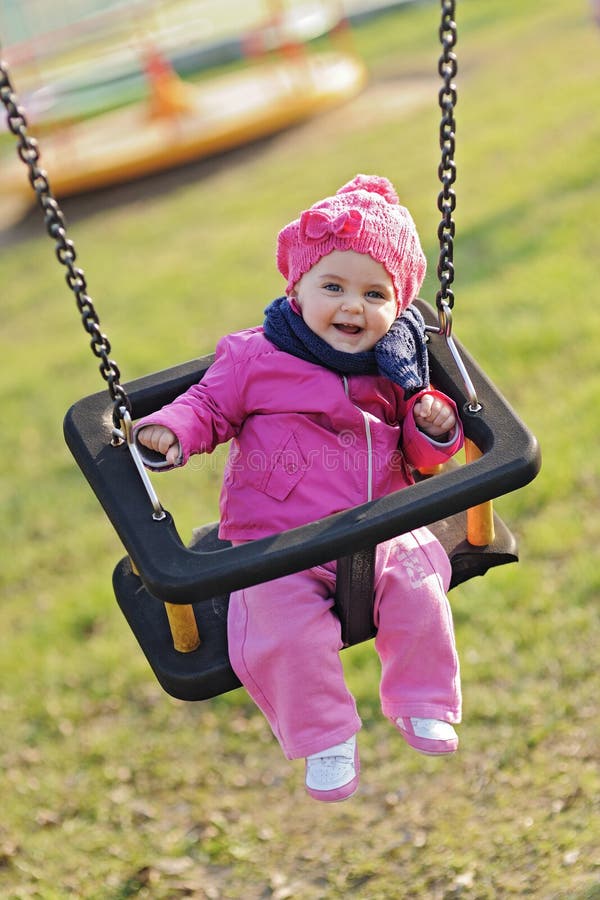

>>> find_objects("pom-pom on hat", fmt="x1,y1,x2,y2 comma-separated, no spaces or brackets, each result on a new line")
276,174,427,310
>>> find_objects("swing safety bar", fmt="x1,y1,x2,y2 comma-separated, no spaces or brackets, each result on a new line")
63,300,541,608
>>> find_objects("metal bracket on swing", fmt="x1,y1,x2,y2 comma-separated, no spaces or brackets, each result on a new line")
426,301,481,414
113,407,167,521
113,407,201,653
423,303,494,546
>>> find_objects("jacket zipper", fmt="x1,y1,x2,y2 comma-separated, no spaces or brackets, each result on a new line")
342,375,373,502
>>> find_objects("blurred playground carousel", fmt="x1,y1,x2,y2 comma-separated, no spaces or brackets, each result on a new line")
0,0,370,228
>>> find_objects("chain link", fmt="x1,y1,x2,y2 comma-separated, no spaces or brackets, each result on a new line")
0,56,131,428
436,0,458,316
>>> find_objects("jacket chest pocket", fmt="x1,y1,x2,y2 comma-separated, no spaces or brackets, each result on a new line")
259,430,307,501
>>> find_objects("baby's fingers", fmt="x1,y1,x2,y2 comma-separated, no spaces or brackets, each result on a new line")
413,394,456,437
137,425,178,457
413,393,433,421
414,393,444,425
165,442,182,466
431,406,456,432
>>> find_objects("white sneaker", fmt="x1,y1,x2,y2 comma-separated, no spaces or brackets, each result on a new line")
396,717,458,755
305,734,359,802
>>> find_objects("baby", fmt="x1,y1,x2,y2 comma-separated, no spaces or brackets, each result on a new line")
136,175,464,801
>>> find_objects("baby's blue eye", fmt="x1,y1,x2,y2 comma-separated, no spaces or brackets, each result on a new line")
323,283,342,292
366,291,385,301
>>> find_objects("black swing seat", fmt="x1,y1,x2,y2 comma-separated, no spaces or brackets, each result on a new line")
64,300,540,702
112,508,519,701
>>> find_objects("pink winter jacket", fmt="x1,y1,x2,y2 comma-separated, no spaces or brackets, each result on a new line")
135,327,464,541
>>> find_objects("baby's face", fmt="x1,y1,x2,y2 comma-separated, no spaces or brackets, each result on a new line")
292,250,398,354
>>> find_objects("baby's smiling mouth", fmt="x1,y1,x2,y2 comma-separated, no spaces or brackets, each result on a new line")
334,323,362,335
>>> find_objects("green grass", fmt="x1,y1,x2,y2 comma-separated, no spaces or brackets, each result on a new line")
1,0,599,897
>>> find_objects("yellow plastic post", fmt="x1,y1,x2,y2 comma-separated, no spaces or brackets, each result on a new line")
417,463,444,477
464,439,496,546
130,558,200,652
164,603,201,653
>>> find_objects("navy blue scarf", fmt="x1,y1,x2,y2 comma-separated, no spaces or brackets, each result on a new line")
263,296,429,395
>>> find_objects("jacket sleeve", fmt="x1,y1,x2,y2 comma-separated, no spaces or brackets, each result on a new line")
133,335,245,471
400,388,464,469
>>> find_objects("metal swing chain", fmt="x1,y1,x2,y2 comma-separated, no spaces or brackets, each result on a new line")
0,57,130,430
433,1,480,411
0,55,166,519
437,0,458,320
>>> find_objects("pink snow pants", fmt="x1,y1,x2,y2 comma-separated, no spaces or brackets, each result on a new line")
227,526,461,759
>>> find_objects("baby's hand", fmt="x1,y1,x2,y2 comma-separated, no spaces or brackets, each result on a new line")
136,425,181,466
413,393,456,439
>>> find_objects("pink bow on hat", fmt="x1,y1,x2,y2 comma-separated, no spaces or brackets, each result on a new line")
299,208,363,242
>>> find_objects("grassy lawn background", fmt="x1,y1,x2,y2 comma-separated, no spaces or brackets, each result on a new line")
1,0,599,896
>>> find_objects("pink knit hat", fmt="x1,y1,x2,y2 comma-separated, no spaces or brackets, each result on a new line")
276,174,427,310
